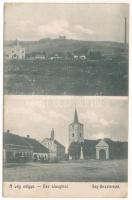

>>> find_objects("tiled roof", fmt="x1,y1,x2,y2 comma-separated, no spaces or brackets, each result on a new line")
3,132,49,153
23,137,49,153
3,132,32,148
54,140,65,148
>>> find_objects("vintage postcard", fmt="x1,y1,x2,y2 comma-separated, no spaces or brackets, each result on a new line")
3,3,129,198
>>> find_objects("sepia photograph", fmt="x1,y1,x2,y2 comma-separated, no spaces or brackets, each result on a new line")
4,3,129,96
2,2,129,198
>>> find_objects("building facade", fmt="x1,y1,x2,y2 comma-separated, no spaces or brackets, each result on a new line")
69,109,84,145
23,136,49,162
41,129,57,161
41,129,65,161
4,40,25,60
96,139,109,160
3,131,33,163
3,131,49,163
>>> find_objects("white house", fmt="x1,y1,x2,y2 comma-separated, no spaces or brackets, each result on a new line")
4,40,25,60
41,129,65,161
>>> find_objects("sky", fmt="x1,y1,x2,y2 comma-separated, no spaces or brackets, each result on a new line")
4,3,129,42
4,96,128,151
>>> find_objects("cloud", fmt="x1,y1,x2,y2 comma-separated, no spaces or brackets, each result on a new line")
74,24,94,35
4,96,128,147
5,17,94,40
37,19,70,38
99,118,110,127
4,4,129,42
36,20,94,40
91,131,106,140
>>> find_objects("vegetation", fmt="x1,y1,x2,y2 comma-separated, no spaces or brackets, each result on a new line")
68,139,128,160
5,38,127,56
4,38,128,95
4,58,128,95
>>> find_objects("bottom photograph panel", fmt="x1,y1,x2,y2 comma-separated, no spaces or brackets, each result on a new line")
3,96,128,197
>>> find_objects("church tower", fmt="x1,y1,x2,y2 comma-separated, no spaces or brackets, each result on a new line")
69,109,84,145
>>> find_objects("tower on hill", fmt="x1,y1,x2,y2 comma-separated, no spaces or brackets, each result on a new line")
69,109,84,145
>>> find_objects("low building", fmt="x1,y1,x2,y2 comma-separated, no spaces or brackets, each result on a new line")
4,40,25,60
23,135,49,162
79,55,86,60
3,131,33,163
73,55,79,60
35,54,46,60
41,129,65,161
3,131,49,163
49,54,63,60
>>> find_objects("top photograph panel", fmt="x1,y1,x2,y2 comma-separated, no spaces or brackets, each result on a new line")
4,3,129,96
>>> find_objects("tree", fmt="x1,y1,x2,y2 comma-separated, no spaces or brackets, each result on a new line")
68,142,81,160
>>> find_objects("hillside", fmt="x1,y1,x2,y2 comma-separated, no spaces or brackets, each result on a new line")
4,59,128,95
5,38,126,56
4,38,128,95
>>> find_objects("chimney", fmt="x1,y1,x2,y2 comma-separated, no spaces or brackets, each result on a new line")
26,135,30,138
124,17,127,45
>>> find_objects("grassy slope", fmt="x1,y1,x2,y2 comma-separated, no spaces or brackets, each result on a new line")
5,38,125,55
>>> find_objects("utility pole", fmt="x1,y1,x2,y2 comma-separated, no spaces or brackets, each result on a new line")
124,17,127,45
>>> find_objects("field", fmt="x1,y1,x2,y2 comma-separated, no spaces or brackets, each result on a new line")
3,159,127,182
4,59,128,95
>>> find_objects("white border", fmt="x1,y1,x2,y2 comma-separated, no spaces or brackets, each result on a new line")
0,1,132,200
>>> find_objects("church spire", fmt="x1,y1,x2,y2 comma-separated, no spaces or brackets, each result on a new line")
74,108,78,123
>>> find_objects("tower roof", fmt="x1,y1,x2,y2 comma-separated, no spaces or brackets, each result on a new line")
74,108,78,123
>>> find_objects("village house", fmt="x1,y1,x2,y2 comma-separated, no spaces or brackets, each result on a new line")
3,130,33,163
48,53,63,60
4,40,25,60
22,135,49,162
41,129,65,161
79,55,86,60
35,54,46,60
73,55,79,60
3,131,49,163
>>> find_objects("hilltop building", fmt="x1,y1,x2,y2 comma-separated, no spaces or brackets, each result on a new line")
59,35,66,40
41,129,65,161
69,109,84,145
4,40,25,60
